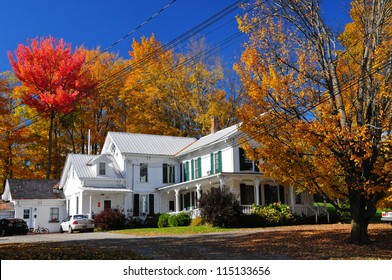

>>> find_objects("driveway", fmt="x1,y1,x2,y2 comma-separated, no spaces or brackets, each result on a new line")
0,229,291,260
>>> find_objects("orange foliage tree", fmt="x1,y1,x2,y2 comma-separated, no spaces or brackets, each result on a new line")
8,37,95,179
122,35,233,137
235,0,392,245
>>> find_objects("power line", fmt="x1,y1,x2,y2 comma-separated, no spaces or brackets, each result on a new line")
11,0,250,132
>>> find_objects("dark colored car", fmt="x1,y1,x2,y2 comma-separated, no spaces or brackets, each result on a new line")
0,218,29,236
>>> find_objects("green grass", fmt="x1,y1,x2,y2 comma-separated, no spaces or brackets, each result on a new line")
110,226,236,236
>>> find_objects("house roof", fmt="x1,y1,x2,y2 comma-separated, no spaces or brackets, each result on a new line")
106,132,196,156
66,154,124,179
176,124,239,156
7,179,64,200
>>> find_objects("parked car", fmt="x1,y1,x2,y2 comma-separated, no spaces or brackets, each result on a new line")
381,211,392,223
0,218,29,236
60,215,95,233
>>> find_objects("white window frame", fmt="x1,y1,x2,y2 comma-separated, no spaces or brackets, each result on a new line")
140,163,148,183
99,162,106,176
50,207,60,222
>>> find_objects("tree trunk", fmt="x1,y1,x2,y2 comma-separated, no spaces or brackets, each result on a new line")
349,190,375,245
46,111,54,179
350,219,370,245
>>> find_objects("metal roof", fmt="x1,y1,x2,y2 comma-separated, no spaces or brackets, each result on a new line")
176,124,239,156
107,132,196,156
68,154,124,179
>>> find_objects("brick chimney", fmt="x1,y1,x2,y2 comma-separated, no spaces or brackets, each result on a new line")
211,116,220,134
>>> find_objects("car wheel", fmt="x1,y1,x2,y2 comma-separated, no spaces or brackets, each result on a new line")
1,229,6,237
68,226,73,234
59,226,64,233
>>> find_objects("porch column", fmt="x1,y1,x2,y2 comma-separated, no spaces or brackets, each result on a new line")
175,189,180,213
290,186,295,210
89,194,92,218
254,178,260,205
219,175,226,190
196,184,201,207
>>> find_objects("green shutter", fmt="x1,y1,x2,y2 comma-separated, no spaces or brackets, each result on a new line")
217,151,222,172
185,162,189,181
163,163,168,183
149,194,154,215
191,159,195,180
210,153,214,174
133,194,139,216
197,157,202,178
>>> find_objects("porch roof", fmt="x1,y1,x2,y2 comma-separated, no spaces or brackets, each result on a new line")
82,186,132,193
157,172,270,192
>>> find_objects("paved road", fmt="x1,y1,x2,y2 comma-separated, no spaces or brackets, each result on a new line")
0,230,291,260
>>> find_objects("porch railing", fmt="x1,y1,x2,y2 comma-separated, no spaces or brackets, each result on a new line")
240,205,252,215
291,204,329,223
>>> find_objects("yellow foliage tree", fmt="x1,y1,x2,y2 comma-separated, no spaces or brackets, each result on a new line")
236,0,392,245
122,35,233,137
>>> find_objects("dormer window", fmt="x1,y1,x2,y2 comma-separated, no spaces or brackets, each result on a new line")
110,143,116,154
99,162,106,176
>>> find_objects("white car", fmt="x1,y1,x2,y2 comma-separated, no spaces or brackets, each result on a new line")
60,215,95,233
381,211,392,223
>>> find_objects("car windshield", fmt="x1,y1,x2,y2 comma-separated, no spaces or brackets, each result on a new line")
74,215,88,219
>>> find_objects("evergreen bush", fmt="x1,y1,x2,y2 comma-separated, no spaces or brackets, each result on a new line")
157,213,171,228
168,212,191,227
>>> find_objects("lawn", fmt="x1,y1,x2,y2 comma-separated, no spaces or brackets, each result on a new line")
110,225,235,236
0,224,391,260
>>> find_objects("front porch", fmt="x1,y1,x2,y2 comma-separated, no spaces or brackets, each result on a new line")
65,186,132,218
158,172,329,223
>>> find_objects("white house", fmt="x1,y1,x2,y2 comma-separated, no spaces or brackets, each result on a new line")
1,179,67,232
59,118,328,222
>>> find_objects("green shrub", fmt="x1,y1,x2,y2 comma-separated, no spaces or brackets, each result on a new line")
158,213,170,228
168,212,191,227
93,208,127,231
251,202,295,226
199,187,242,228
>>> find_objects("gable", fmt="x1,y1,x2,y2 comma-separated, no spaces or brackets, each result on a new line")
61,154,124,181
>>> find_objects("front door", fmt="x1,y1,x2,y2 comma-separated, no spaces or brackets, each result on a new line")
22,208,32,228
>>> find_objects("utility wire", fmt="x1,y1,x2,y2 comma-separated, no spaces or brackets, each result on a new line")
11,0,249,131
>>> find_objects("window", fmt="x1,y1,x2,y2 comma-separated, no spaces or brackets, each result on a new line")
140,163,148,182
23,209,30,219
194,158,201,179
239,148,253,171
76,196,79,214
104,200,111,209
99,162,106,176
169,201,175,211
213,151,222,173
163,164,175,183
110,143,116,153
184,161,190,182
264,184,279,205
140,195,148,215
50,207,60,222
240,184,255,205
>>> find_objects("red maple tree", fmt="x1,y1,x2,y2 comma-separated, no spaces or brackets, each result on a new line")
8,36,95,179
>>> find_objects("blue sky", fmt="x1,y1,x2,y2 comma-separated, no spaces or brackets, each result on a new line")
1,0,351,72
